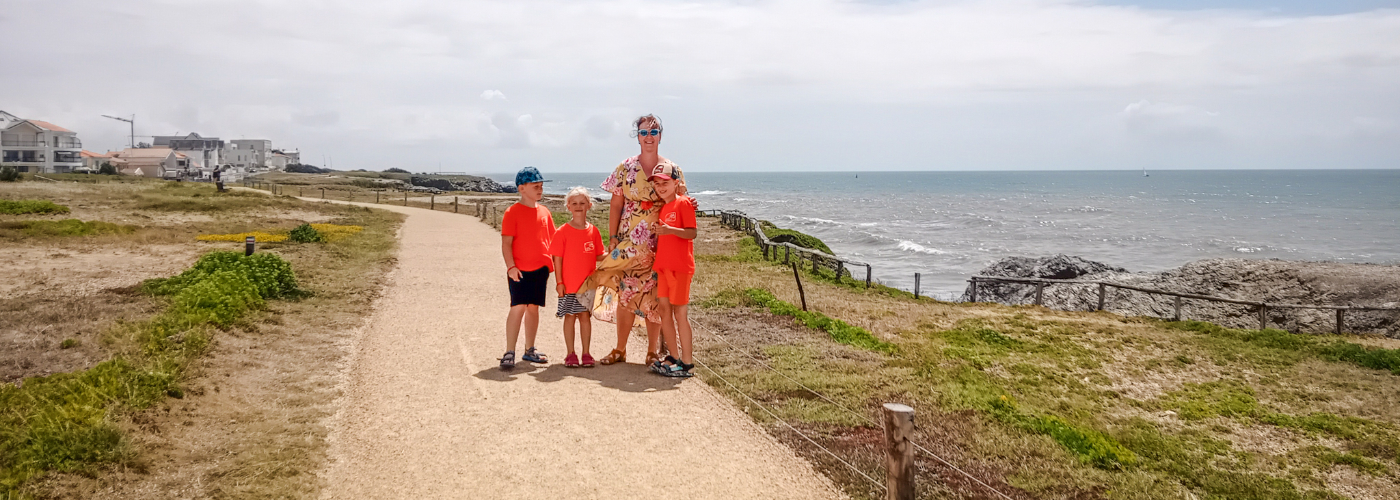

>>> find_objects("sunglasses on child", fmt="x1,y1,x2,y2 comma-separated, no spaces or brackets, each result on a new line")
636,128,661,137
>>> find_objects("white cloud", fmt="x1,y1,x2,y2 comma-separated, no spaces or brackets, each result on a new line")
1,0,1397,171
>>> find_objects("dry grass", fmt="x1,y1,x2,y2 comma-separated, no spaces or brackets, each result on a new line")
1,177,403,499
690,218,1400,500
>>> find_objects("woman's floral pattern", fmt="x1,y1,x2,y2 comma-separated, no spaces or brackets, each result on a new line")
591,155,683,325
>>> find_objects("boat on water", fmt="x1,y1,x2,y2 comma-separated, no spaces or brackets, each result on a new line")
1143,167,1149,177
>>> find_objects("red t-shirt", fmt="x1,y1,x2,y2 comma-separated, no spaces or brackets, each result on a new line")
549,223,605,293
501,203,555,272
655,195,696,274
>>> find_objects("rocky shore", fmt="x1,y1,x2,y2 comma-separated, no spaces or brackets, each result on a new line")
966,255,1400,337
410,175,515,193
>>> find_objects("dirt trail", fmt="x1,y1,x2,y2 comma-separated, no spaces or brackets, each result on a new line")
315,200,842,499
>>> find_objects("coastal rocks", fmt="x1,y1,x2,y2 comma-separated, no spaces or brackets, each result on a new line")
966,256,1400,337
409,176,517,193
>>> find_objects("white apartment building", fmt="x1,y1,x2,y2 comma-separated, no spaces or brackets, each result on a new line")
224,139,271,169
153,132,223,172
0,112,85,173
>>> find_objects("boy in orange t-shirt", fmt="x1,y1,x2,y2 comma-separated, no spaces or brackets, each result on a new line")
499,166,555,370
549,187,606,368
648,163,698,378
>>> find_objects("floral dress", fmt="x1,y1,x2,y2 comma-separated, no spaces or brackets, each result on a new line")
591,155,684,326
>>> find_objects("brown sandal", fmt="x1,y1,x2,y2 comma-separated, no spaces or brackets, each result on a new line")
645,351,663,366
599,349,626,365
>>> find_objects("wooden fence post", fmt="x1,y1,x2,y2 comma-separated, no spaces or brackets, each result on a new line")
970,279,978,303
1259,304,1268,331
1034,282,1044,306
404,192,408,205
784,245,790,265
1174,295,1182,322
376,191,380,203
1336,309,1344,335
836,262,845,283
431,194,435,210
866,264,872,289
321,188,325,199
454,196,458,213
812,253,819,274
914,273,921,299
762,243,769,260
882,403,916,500
791,263,808,312
1097,283,1106,311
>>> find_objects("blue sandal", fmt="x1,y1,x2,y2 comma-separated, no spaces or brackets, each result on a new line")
499,351,516,370
521,347,548,364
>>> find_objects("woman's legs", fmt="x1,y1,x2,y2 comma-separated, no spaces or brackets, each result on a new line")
614,307,634,352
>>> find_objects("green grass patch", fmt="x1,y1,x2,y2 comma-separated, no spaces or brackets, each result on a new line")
0,200,69,215
2,219,136,237
0,251,302,496
743,288,896,353
1160,380,1264,421
134,183,294,212
1167,320,1400,375
758,220,833,254
990,395,1138,469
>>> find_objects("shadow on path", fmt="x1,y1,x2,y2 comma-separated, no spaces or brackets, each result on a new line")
472,362,682,393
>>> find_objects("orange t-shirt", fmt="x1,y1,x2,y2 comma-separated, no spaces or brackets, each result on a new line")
655,195,696,274
548,223,605,293
501,203,555,272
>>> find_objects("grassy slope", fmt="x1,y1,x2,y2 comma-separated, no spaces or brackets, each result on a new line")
0,179,402,498
691,228,1400,500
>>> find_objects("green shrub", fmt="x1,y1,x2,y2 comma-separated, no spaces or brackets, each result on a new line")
98,162,118,175
59,339,79,349
143,251,301,300
0,165,18,182
759,220,833,254
288,223,324,243
743,288,895,353
0,199,69,215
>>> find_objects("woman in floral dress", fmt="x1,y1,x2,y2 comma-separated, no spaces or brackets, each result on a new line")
594,114,687,366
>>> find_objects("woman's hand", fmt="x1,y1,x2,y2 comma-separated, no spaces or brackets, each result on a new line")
507,266,522,281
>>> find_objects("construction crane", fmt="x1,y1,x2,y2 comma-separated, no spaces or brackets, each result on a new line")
100,114,135,148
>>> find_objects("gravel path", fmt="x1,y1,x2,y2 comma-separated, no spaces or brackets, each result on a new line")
317,200,843,499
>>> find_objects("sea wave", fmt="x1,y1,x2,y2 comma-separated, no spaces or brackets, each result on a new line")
734,197,788,203
782,215,841,225
897,240,947,255
693,190,729,195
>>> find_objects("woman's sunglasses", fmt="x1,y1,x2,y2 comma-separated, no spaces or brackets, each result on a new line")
636,128,661,137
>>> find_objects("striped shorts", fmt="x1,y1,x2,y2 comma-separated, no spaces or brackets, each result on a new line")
556,288,595,318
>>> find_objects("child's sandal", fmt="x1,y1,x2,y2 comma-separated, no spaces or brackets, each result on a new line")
598,349,626,365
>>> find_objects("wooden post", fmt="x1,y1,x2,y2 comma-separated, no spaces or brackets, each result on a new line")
454,196,458,213
791,263,807,312
1034,282,1044,306
762,243,769,260
914,273,920,299
1336,309,1344,335
431,194,435,210
1259,304,1268,331
866,264,872,289
300,187,304,197
881,403,916,500
1097,283,1106,311
812,253,819,274
321,188,325,199
784,245,790,265
376,191,380,203
970,279,978,303
836,262,845,283
1173,295,1182,322
404,192,408,205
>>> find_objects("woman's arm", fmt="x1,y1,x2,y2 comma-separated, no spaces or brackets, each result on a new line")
608,193,624,248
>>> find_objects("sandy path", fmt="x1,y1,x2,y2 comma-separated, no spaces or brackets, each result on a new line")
316,200,842,499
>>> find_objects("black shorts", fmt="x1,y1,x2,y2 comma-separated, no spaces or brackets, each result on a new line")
508,266,550,306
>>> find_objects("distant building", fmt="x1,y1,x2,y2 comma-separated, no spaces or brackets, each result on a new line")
81,150,126,172
1,114,84,173
224,139,271,169
153,132,223,172
110,148,189,178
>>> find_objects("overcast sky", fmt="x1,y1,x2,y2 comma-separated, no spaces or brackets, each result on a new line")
2,0,1397,172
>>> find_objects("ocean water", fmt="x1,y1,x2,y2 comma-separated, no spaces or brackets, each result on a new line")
513,170,1400,297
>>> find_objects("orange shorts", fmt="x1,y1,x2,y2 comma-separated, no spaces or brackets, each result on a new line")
655,269,693,306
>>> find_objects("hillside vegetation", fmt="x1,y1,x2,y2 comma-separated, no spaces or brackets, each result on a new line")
690,221,1400,500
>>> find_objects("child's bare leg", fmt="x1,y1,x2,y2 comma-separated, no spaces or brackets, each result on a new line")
505,304,527,352
658,299,678,362
563,315,577,355
615,308,634,352
523,305,540,349
578,312,592,356
674,304,692,364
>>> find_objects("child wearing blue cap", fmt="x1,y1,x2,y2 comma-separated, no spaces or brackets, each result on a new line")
499,166,554,370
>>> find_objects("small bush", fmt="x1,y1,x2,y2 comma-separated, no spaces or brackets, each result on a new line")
59,338,79,349
759,220,833,254
0,165,19,181
98,162,118,175
143,251,301,300
384,167,410,174
0,199,70,215
288,223,324,243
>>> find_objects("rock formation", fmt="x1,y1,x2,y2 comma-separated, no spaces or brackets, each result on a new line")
966,255,1399,337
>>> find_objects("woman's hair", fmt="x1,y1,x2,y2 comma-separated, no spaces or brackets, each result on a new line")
631,114,663,137
565,186,593,207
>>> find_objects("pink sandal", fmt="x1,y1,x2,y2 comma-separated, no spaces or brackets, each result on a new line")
564,353,580,368
580,353,595,367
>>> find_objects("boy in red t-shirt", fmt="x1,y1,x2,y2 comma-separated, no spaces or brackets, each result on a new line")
499,166,555,370
648,163,698,378
549,187,606,368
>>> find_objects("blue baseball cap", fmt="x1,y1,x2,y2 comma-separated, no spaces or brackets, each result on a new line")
515,166,550,186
